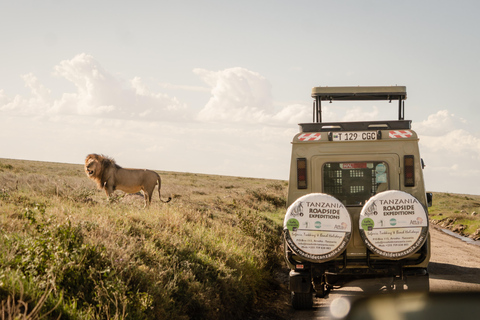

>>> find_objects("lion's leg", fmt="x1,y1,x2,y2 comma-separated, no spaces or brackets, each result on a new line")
143,191,151,208
145,188,155,208
106,190,115,203
104,183,116,203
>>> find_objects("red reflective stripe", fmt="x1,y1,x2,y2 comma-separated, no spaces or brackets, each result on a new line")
298,133,321,141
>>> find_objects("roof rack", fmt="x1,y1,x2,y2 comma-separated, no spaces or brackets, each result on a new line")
300,120,411,133
311,86,407,122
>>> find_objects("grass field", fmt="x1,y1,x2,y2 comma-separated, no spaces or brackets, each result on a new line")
1,158,479,319
428,192,480,238
0,158,290,319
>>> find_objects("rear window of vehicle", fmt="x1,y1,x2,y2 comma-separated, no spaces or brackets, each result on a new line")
323,162,389,206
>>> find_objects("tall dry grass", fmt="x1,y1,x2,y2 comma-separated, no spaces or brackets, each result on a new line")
0,158,289,319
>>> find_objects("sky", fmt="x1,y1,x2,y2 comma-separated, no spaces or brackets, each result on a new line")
1,0,480,195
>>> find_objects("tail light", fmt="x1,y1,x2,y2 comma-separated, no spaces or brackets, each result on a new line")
297,158,307,189
404,155,415,187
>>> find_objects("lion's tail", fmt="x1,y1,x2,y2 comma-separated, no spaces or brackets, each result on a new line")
157,176,172,203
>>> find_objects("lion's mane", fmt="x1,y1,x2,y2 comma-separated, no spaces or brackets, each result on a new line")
85,154,120,189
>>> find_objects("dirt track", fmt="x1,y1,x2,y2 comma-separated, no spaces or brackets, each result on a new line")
428,226,480,292
292,226,480,319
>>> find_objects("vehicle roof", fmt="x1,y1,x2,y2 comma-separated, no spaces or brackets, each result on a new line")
311,86,407,101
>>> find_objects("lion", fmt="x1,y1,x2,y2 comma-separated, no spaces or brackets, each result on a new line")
84,154,171,207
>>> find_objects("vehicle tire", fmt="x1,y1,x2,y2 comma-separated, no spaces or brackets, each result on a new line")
291,290,313,310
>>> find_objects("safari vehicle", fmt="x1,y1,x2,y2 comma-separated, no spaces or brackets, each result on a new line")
283,86,431,309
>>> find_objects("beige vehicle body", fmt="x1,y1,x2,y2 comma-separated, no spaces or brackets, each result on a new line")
284,86,431,309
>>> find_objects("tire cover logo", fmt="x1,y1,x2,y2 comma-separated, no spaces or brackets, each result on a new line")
284,193,352,262
359,190,429,259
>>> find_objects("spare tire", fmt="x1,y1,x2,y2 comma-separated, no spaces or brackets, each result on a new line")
284,193,352,262
359,190,429,260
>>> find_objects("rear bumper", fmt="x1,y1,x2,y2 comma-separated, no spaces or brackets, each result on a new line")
285,239,429,280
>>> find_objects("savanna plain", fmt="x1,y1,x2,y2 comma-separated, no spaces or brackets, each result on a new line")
1,158,480,320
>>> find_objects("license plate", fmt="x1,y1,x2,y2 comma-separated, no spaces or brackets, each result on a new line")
332,131,377,141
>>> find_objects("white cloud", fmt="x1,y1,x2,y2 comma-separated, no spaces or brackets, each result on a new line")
413,109,467,136
194,67,274,123
0,74,53,116
413,110,480,160
51,53,125,115
341,106,379,122
194,67,314,125
413,110,480,194
157,82,210,93
420,128,480,157
272,103,311,125
1,53,187,121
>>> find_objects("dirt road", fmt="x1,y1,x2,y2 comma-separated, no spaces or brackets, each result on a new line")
291,226,480,319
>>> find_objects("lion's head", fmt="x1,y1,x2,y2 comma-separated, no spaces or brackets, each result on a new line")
84,154,118,187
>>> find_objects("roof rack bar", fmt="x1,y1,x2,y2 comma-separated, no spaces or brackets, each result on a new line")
312,96,322,123
317,96,322,123
398,100,404,120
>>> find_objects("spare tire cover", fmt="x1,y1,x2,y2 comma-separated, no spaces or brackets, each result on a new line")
359,190,429,259
284,193,352,262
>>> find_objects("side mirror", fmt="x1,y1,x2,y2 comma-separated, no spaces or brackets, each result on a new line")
426,192,433,207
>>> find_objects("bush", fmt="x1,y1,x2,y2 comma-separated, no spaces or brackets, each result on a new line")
0,159,289,319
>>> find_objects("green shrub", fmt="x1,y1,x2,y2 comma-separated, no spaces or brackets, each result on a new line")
0,159,289,319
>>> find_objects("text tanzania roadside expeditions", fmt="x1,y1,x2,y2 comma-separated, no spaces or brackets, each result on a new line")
370,198,420,216
306,201,343,219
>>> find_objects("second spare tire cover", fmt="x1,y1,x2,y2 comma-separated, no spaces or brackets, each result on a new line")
359,190,429,259
284,193,352,262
